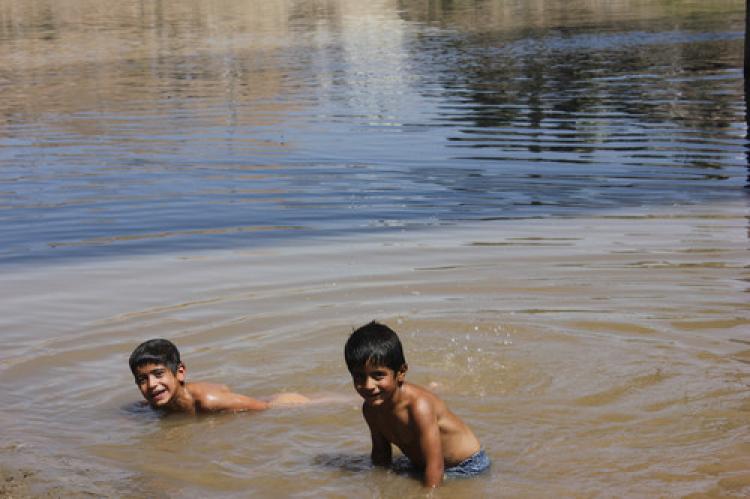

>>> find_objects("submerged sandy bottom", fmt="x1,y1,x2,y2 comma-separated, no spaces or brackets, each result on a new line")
1,203,749,498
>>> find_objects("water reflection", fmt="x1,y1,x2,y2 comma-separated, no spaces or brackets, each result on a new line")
0,0,746,263
1,3,748,496
410,28,745,214
746,78,750,189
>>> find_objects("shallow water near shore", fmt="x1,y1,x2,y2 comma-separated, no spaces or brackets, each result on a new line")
2,206,749,497
1,0,749,497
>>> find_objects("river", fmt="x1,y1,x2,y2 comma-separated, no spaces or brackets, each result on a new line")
0,0,748,497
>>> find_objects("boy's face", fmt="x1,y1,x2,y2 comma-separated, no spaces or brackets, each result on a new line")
133,362,185,409
350,362,407,407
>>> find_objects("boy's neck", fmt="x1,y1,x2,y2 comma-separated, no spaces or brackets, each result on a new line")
376,382,407,411
166,382,197,414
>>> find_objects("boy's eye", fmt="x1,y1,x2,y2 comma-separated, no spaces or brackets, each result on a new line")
135,368,166,384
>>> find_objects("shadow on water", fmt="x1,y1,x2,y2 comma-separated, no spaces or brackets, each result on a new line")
313,453,373,473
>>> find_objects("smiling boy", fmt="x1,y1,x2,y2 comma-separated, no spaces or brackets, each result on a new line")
344,321,490,487
129,338,309,415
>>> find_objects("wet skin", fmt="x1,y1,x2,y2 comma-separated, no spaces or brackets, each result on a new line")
350,363,481,488
133,362,308,414
134,362,186,410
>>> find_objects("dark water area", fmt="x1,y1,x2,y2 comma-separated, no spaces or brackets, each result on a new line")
0,0,747,264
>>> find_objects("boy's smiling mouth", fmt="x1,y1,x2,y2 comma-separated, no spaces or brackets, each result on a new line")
150,388,168,402
362,391,383,404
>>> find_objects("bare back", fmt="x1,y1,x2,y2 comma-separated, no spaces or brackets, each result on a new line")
185,382,269,413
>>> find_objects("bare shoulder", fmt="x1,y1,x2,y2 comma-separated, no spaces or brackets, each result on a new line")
186,382,230,401
403,382,446,415
406,382,480,455
187,382,270,412
188,381,230,393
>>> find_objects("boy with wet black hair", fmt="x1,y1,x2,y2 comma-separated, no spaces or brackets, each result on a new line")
129,338,309,414
344,321,490,488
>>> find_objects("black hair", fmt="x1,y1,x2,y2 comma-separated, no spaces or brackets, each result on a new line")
129,338,181,375
344,321,406,372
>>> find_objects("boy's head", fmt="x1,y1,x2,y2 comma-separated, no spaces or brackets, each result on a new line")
129,339,186,409
344,321,406,373
129,338,182,375
345,322,408,406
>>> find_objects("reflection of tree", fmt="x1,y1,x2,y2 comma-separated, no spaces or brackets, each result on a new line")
400,0,744,139
431,38,742,132
391,0,746,214
405,28,743,186
746,78,750,189
398,0,743,35
0,0,295,134
747,1,750,200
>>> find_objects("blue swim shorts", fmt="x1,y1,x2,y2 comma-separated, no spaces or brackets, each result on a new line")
444,449,491,478
392,449,491,479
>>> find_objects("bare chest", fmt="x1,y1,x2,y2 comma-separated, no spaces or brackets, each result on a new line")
374,410,418,449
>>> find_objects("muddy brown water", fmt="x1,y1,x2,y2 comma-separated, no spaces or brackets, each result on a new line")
0,0,748,497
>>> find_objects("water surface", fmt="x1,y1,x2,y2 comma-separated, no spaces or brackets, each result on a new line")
0,0,746,262
0,0,748,497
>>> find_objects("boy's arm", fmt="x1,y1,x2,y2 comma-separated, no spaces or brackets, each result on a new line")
412,398,444,488
198,388,270,412
364,407,392,466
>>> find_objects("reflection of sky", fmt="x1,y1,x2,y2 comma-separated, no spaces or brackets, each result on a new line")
289,6,439,151
337,9,414,125
0,0,747,264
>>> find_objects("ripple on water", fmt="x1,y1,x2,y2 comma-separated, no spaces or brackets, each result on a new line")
0,0,748,496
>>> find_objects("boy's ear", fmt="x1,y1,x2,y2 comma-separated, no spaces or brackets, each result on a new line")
396,364,408,383
176,363,186,384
